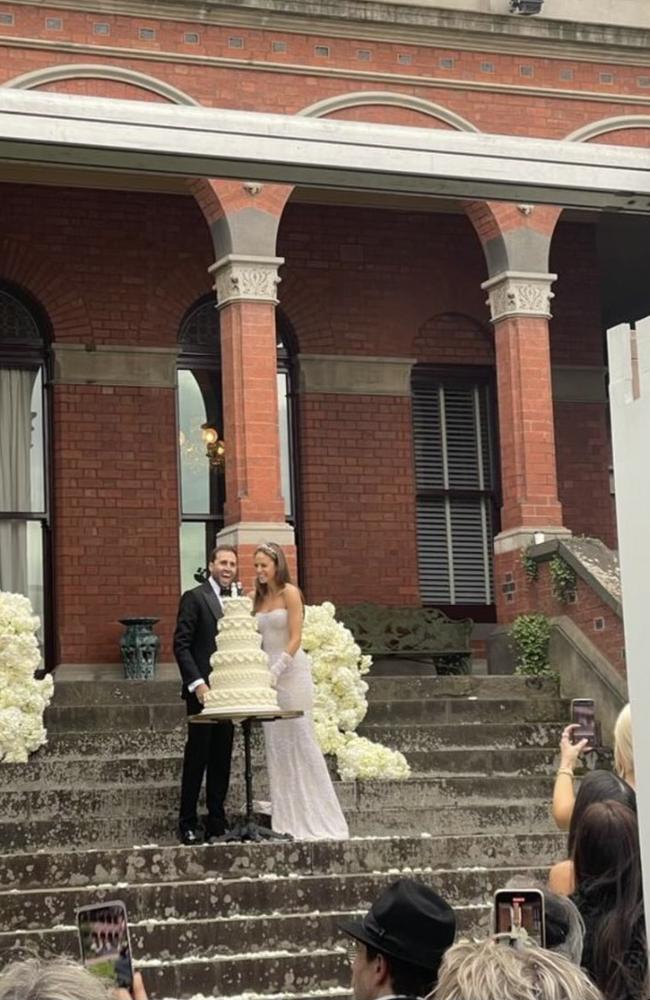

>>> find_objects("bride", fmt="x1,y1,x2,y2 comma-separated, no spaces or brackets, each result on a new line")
252,541,349,840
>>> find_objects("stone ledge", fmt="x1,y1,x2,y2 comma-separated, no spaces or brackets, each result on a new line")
528,536,622,617
298,354,416,396
52,344,178,388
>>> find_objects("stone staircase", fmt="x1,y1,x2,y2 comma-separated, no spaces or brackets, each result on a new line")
0,674,569,999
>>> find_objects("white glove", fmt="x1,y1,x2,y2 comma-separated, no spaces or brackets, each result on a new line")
270,650,293,684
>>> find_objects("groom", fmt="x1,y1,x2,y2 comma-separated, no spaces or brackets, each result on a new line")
173,545,238,845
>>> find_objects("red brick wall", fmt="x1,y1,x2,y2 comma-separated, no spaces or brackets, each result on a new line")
496,550,624,674
298,393,419,606
1,184,213,663
52,385,180,663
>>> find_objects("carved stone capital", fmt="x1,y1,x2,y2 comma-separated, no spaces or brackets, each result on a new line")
209,254,283,308
481,271,557,323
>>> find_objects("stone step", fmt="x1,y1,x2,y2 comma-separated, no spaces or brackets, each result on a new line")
0,799,557,852
0,833,565,890
365,675,558,701
0,774,555,825
48,675,559,708
363,697,566,725
0,745,560,791
43,696,567,733
0,864,547,931
358,721,562,750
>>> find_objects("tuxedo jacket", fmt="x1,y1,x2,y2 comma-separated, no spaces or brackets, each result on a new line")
173,582,223,700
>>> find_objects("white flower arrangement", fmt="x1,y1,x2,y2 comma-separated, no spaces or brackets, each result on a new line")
0,592,54,763
303,602,410,781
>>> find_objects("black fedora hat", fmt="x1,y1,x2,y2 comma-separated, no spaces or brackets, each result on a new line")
339,879,456,971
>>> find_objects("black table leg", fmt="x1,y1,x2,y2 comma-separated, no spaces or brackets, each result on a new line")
223,718,292,843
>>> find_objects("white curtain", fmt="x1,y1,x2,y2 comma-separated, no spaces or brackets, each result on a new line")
0,368,36,596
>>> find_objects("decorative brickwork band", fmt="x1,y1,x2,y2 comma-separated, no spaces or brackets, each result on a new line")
481,271,557,323
210,254,284,308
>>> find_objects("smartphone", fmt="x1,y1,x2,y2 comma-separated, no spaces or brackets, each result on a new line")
77,900,133,989
494,888,545,948
571,698,597,749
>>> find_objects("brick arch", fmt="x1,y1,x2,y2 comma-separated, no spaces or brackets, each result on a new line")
3,63,199,105
415,312,494,366
299,90,479,132
0,237,90,341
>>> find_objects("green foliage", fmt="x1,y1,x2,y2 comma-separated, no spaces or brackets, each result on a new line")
549,555,577,603
511,613,552,677
521,549,539,582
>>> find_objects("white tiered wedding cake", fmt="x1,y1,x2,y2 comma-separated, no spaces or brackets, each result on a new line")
202,596,279,716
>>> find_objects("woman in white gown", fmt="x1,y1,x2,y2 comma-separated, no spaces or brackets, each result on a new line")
253,542,349,841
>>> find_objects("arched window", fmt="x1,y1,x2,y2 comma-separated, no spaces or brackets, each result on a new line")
0,282,52,666
177,298,296,590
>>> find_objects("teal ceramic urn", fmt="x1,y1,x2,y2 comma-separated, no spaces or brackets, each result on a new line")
119,617,160,680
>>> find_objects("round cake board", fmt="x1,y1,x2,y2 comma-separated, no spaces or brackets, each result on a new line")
190,708,303,724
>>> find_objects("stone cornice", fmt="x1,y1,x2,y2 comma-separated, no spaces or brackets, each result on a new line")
6,36,650,111
6,0,650,66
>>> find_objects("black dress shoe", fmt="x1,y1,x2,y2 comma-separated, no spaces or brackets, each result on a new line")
179,828,203,846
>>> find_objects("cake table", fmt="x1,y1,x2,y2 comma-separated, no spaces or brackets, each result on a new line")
190,708,303,842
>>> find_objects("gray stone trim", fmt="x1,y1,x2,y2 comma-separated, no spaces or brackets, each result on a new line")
300,91,479,131
52,344,178,388
494,526,571,554
482,271,557,323
217,521,296,548
4,63,199,105
4,39,650,108
55,662,178,680
6,0,650,64
552,365,607,403
297,354,417,396
566,114,650,142
528,536,622,617
210,254,284,308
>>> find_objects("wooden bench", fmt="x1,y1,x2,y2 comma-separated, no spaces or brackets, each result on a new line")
336,603,473,675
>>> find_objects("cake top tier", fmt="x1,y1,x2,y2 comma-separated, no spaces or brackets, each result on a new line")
221,595,254,618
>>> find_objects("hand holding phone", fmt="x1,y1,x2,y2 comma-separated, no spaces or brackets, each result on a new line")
77,900,133,990
114,970,148,1000
570,698,597,749
494,889,546,948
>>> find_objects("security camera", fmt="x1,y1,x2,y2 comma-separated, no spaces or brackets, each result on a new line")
509,0,544,13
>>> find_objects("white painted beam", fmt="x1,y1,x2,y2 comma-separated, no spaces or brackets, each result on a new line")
0,88,649,212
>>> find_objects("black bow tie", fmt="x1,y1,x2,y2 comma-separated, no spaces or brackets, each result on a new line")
220,585,236,596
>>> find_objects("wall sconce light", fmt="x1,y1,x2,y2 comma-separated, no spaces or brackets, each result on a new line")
201,423,225,468
509,0,544,13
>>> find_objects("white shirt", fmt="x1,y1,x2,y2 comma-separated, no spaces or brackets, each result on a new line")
187,577,224,694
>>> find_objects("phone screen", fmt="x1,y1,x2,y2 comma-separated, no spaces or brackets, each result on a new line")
494,890,545,948
571,699,597,748
77,901,133,988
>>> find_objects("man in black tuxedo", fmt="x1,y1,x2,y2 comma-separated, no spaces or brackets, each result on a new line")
174,545,238,845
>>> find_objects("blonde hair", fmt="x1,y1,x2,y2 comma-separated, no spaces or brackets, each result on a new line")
614,703,634,785
0,958,111,1000
432,938,603,1000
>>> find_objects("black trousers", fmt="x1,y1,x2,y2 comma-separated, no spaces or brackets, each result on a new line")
178,699,234,834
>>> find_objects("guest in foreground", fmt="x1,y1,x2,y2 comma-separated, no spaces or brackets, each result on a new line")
253,541,348,840
553,702,635,831
431,938,603,1000
571,799,647,1000
0,957,148,1000
340,878,456,1000
548,770,636,895
173,545,238,845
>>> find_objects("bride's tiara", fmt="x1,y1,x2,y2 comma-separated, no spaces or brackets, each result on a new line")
256,542,279,561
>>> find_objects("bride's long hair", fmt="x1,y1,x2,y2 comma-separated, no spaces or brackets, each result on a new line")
253,542,293,612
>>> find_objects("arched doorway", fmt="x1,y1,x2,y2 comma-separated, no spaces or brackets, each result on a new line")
176,298,296,590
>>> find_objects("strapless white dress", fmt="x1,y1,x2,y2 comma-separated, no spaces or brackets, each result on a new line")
256,609,349,840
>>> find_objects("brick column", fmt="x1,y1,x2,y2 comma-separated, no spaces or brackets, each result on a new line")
209,254,295,584
482,271,570,618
